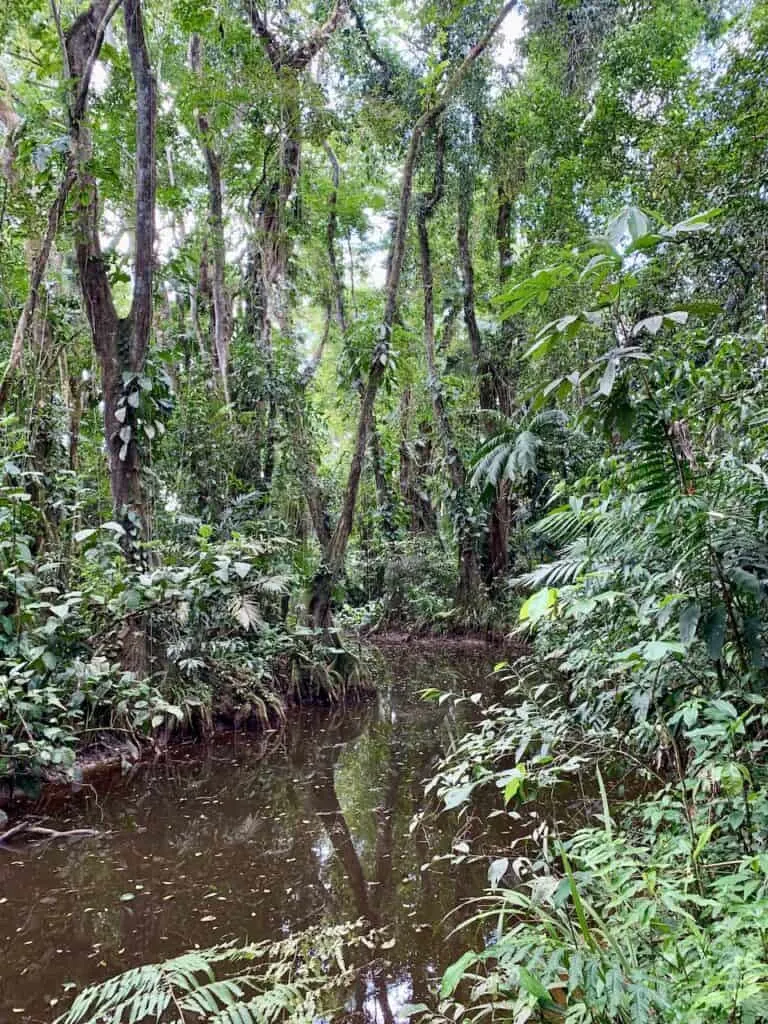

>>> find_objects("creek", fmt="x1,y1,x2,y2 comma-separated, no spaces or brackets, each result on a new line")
0,643,521,1023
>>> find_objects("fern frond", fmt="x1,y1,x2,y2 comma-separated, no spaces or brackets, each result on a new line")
56,923,375,1024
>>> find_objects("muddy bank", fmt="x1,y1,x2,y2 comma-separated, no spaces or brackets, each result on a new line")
0,640,379,812
1,634,518,816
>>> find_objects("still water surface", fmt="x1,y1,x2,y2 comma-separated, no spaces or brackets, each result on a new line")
0,645,517,1023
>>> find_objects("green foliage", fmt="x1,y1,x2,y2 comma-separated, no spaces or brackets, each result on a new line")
3,0,768,1016
56,922,375,1024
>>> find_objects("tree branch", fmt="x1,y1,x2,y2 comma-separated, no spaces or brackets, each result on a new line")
245,0,348,71
0,162,77,410
286,0,348,70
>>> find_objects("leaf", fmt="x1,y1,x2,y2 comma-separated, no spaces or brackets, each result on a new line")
73,528,97,543
626,205,650,242
101,521,127,535
702,604,726,660
599,357,617,396
560,846,599,951
488,857,509,889
633,315,663,337
499,765,527,804
443,784,473,810
679,602,701,647
665,310,689,325
729,567,761,597
519,587,558,625
643,640,685,660
625,231,663,253
440,951,478,997
518,966,551,1003
579,252,619,281
693,823,717,861
400,1004,429,1017
231,596,262,631
665,207,721,235
596,763,612,843
614,640,685,663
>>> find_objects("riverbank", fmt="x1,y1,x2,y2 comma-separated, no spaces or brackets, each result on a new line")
0,645,509,1023
0,632,519,812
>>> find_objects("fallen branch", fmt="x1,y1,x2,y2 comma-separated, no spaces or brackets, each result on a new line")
0,821,103,844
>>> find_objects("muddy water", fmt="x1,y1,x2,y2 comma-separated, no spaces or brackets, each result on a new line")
0,646,520,1023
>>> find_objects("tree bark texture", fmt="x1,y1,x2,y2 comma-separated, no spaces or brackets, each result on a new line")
458,176,511,581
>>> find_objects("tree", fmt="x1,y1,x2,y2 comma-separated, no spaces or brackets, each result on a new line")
66,0,157,540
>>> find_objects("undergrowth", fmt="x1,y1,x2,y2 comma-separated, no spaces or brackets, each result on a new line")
1,504,369,791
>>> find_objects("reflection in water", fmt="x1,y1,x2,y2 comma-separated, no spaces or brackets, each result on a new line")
0,647,513,1024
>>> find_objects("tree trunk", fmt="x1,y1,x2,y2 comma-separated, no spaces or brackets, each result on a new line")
417,149,479,608
0,163,76,411
458,177,510,582
66,0,157,672
245,2,348,347
370,412,395,538
307,1,515,625
398,388,437,534
190,34,232,405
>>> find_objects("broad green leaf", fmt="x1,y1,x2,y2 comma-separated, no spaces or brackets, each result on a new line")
443,784,473,810
679,602,701,647
702,605,726,660
599,357,618,396
519,587,558,624
518,966,552,1003
440,951,478,998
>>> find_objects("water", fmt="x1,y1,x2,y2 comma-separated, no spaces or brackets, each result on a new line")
0,644,518,1023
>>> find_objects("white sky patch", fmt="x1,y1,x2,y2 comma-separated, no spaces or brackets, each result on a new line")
495,6,526,67
90,59,110,95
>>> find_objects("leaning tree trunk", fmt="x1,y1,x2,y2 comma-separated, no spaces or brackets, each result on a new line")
306,2,514,625
0,162,76,411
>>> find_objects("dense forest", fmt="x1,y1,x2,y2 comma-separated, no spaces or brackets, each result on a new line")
1,0,768,1020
